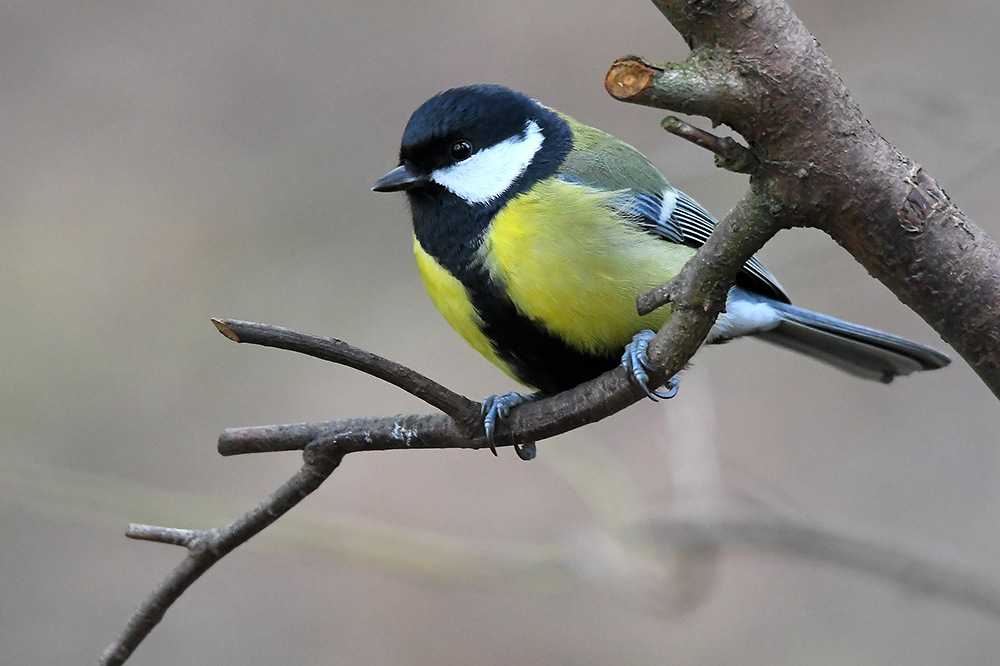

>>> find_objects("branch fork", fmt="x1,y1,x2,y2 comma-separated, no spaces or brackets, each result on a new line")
609,0,993,395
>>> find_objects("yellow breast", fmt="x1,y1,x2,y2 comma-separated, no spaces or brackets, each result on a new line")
477,178,694,355
413,237,521,382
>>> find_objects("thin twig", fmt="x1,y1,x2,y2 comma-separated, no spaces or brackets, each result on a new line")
212,319,480,428
125,525,199,548
639,192,781,372
101,163,778,663
99,457,339,666
218,420,339,455
661,116,758,173
103,254,750,662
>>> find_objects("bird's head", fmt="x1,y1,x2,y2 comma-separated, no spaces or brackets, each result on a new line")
373,85,571,207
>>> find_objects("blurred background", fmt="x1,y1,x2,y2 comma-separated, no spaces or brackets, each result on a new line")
2,0,999,663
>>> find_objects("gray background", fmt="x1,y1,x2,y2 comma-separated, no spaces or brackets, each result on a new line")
2,0,999,664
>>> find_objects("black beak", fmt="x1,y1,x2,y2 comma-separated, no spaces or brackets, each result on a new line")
372,163,429,192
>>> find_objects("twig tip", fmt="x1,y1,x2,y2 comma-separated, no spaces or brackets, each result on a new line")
637,284,674,316
126,523,200,548
212,318,241,342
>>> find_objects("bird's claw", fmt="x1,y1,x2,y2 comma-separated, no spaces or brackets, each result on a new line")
655,375,680,400
481,392,538,460
621,330,679,401
513,441,536,461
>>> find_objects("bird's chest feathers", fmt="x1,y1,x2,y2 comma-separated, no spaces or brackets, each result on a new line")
412,236,510,373
477,180,696,354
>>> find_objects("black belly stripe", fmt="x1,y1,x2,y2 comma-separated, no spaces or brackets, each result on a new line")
468,287,621,396
409,196,619,395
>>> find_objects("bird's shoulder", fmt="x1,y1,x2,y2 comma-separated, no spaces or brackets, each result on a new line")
554,112,669,197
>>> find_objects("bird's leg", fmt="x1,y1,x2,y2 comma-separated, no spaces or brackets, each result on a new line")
481,391,541,460
621,330,680,400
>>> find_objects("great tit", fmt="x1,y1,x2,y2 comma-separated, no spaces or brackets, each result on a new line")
373,84,950,455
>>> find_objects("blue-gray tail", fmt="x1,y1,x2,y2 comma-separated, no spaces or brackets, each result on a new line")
756,298,951,383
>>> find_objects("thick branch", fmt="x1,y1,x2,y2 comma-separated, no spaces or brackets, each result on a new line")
608,1,1000,397
605,50,751,122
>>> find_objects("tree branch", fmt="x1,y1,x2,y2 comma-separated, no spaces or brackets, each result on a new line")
99,458,339,666
104,228,761,660
212,319,481,430
660,116,757,174
607,1,1000,397
100,1,998,662
211,308,746,454
636,191,781,370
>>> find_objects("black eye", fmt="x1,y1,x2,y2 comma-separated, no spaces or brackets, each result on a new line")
449,140,473,161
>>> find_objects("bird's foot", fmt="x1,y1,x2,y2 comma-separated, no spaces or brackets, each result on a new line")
621,330,680,401
481,391,539,460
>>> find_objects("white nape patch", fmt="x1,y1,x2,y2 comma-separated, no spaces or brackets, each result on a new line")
707,291,782,343
430,120,544,204
657,188,678,227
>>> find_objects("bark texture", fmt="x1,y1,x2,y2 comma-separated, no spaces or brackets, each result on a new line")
608,0,1000,397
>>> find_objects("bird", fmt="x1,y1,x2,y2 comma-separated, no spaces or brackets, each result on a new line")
373,84,950,458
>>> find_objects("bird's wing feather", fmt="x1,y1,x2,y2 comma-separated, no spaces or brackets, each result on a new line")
556,174,790,303
552,118,789,303
624,190,790,303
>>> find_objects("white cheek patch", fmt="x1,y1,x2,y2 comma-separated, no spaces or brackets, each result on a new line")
430,120,544,204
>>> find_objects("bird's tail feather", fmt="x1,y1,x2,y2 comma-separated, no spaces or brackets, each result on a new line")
756,300,951,383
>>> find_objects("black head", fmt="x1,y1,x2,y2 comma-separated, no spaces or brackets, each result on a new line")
373,85,571,206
